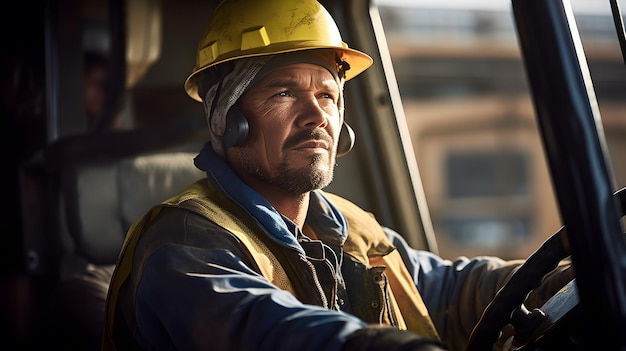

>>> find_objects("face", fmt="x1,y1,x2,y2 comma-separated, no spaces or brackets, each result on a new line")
84,64,108,121
226,63,342,195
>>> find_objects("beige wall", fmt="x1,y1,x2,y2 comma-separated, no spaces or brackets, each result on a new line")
380,5,626,260
402,92,625,261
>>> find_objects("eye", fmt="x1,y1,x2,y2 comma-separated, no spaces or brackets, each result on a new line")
276,91,291,97
319,92,338,103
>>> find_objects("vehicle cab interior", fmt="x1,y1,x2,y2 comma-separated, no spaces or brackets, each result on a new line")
2,0,625,350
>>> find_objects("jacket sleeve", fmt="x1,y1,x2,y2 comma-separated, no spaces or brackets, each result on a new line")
383,227,572,351
130,207,367,351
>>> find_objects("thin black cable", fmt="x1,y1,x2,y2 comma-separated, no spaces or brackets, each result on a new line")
610,0,626,68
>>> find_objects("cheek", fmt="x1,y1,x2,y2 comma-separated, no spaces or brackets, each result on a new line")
246,118,289,158
247,106,290,144
329,113,342,141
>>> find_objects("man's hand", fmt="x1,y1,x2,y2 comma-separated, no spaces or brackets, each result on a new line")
343,326,447,351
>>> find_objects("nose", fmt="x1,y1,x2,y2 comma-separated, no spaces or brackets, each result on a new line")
296,95,330,129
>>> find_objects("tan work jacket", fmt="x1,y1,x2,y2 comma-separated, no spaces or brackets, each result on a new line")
103,179,440,349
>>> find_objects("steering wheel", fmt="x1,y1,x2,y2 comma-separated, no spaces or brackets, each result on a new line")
465,187,626,350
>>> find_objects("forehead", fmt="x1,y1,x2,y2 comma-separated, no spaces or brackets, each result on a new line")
255,63,338,87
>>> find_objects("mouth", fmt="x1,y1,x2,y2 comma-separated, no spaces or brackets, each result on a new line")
284,129,334,156
293,139,330,152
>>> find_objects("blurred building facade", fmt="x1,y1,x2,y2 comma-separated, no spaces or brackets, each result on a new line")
376,0,626,259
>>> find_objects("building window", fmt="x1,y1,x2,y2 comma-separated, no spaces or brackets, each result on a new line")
446,151,529,197
441,150,531,246
442,216,531,247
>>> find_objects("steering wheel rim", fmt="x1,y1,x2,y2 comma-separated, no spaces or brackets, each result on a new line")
464,227,570,350
465,188,626,351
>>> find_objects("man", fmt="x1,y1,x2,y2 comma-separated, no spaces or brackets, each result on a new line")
103,0,572,350
84,52,109,129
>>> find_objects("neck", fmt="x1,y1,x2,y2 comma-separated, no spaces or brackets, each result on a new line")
258,189,310,229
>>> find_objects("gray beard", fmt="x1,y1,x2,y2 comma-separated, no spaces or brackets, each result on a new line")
238,148,335,195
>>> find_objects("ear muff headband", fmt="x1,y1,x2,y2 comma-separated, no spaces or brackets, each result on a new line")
337,122,355,157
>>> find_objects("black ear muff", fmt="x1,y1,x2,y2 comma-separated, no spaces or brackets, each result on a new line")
337,122,356,157
223,105,249,150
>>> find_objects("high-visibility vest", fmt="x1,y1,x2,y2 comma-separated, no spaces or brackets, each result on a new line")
103,179,439,350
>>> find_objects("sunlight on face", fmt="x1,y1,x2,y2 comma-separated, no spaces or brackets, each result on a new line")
233,63,342,195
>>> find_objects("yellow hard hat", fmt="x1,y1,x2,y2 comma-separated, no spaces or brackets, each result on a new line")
184,0,373,101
